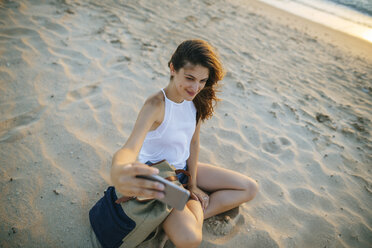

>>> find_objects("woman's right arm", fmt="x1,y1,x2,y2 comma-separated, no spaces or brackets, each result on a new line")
111,95,165,199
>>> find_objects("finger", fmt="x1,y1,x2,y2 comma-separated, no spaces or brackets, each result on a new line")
202,198,208,210
204,198,209,210
196,194,206,209
133,178,165,191
122,163,159,176
199,194,209,210
119,177,164,192
190,192,198,201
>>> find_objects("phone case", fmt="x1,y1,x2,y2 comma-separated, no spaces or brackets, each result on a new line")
136,174,190,210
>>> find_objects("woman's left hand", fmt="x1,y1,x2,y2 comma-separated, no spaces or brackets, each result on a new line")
190,186,209,211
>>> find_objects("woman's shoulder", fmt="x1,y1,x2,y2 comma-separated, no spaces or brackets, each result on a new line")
143,90,164,111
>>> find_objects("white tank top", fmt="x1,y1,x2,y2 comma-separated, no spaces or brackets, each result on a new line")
138,89,197,169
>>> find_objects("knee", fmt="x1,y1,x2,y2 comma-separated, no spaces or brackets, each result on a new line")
171,228,202,248
243,179,258,202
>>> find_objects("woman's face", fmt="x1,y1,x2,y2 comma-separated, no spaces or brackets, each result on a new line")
171,63,209,101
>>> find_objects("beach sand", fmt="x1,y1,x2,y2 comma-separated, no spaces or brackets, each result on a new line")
0,0,371,247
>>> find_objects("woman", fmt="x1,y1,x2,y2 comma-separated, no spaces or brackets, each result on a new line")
111,39,258,248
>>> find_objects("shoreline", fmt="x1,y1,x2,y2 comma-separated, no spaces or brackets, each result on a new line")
257,0,372,41
246,0,372,62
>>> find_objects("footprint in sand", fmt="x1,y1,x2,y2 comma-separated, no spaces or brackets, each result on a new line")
0,106,45,142
262,140,281,154
66,83,101,101
204,207,243,236
279,137,291,146
31,15,68,35
262,137,291,154
59,83,101,110
289,187,316,208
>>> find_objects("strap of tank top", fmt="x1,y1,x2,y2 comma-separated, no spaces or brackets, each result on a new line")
160,88,166,99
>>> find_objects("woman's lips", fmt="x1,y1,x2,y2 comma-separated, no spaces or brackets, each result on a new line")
186,90,196,97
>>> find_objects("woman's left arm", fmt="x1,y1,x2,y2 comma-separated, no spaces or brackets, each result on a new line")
187,119,210,210
187,119,201,189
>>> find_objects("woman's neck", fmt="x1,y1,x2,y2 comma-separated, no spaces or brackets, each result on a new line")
164,83,184,103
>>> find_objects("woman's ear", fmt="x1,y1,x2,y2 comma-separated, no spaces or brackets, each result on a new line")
169,63,175,76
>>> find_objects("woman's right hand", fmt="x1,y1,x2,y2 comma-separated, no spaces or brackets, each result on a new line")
111,162,165,199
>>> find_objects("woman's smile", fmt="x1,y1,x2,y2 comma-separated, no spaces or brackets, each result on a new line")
186,89,197,97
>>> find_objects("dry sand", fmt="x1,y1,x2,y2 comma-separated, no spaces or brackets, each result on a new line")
0,0,371,247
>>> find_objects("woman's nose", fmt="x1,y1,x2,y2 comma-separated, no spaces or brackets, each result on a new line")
192,83,198,91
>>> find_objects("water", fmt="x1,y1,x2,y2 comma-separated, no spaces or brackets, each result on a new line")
328,0,372,17
292,0,372,27
258,0,372,43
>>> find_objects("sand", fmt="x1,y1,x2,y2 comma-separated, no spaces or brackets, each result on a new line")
0,0,371,247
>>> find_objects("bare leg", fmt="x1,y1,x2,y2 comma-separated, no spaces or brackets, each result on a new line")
196,162,258,219
162,199,203,248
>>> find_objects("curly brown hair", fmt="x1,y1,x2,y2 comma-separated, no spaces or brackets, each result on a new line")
168,40,225,122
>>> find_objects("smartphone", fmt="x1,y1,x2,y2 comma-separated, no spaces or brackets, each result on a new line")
136,174,190,210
